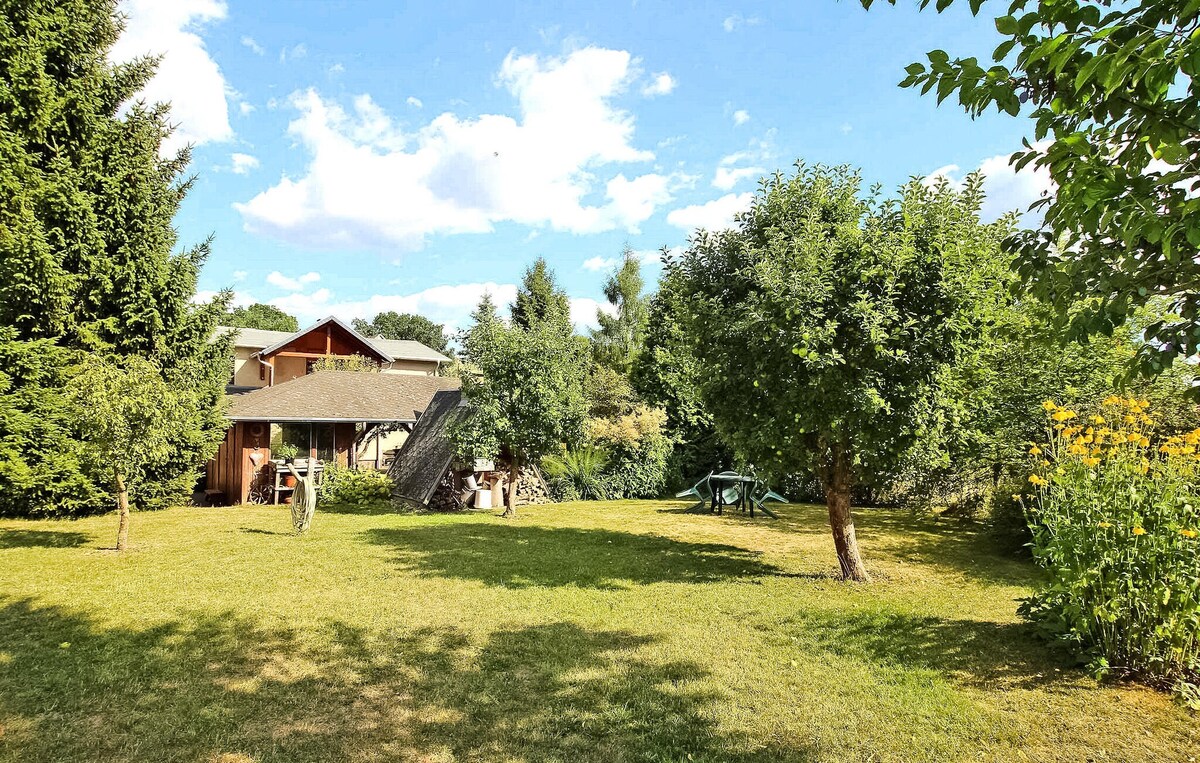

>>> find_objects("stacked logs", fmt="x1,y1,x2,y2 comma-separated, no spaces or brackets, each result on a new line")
424,463,551,511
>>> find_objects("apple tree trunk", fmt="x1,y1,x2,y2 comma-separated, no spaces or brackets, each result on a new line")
820,444,870,582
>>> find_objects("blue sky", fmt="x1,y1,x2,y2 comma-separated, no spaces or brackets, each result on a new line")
115,0,1048,333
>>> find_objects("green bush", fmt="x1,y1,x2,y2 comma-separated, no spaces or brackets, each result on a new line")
318,465,392,506
1022,398,1200,704
542,445,609,501
601,431,672,499
546,476,581,503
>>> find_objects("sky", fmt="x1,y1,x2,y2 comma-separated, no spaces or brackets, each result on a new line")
114,0,1051,335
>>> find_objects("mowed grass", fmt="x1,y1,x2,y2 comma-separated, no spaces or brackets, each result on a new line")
0,501,1195,762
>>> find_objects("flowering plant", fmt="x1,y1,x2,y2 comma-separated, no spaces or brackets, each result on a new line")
1020,396,1200,704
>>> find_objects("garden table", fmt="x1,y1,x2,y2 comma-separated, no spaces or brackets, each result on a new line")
709,473,757,516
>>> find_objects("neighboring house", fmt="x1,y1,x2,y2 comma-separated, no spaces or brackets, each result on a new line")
206,316,458,504
221,315,450,391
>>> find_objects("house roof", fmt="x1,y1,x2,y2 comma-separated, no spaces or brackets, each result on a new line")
216,317,451,364
257,315,394,362
226,370,461,423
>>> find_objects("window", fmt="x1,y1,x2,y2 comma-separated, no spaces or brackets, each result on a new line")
315,423,335,462
270,423,313,459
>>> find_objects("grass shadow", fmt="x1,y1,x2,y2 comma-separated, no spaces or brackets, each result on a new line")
365,522,783,589
0,598,813,762
0,529,90,550
772,609,1076,693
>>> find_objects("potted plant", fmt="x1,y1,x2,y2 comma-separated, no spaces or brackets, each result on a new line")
275,443,300,464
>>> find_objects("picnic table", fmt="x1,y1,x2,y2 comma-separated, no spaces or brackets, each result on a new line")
709,473,757,515
674,470,784,519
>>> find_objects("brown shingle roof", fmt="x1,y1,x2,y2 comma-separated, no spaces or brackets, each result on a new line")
226,371,460,423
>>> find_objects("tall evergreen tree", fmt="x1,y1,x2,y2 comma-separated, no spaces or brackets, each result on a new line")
591,245,649,375
511,257,572,333
0,0,229,516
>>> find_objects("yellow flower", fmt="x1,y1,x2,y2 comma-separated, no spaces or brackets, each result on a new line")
1029,444,1043,455
1028,474,1048,487
1052,410,1077,422
1042,400,1058,412
1098,521,1112,529
1091,415,1105,424
1180,529,1198,539
1102,395,1121,406
1082,457,1101,468
1132,527,1146,536
1011,494,1021,502
1137,436,1151,448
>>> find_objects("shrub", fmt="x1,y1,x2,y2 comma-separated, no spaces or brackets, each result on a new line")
546,476,581,503
1021,397,1200,704
589,405,672,499
318,465,392,506
542,445,609,501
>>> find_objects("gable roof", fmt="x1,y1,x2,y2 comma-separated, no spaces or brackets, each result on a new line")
226,370,460,423
216,320,451,364
257,315,394,362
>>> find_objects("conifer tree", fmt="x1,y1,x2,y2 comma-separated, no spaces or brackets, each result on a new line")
511,257,572,333
0,0,229,516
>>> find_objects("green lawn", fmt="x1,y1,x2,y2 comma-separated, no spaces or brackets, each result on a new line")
0,500,1194,762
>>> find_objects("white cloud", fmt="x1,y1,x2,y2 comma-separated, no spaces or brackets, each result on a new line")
232,270,247,281
237,47,673,250
713,165,763,191
266,270,322,291
583,256,617,272
406,96,423,108
584,247,672,273
111,0,233,153
840,122,853,134
240,35,264,55
329,63,345,75
570,297,615,331
641,72,676,97
923,144,1055,222
230,152,260,174
723,14,761,32
280,43,307,63
711,135,773,190
732,109,750,126
667,192,753,232
238,101,256,116
254,281,610,335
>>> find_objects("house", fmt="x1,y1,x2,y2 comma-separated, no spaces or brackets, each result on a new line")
206,316,458,505
222,315,450,391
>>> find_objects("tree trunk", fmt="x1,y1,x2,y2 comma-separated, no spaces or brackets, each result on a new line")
503,453,519,518
819,444,870,582
114,466,130,552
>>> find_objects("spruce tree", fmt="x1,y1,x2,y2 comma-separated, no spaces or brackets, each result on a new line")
511,257,572,333
0,0,229,516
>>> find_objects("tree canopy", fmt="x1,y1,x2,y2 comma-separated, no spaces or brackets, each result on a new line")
669,163,1009,580
352,311,449,353
0,0,229,516
452,293,589,517
864,0,1200,384
591,246,650,376
223,304,299,333
512,257,572,333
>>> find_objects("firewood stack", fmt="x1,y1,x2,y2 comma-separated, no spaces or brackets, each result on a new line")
423,463,550,511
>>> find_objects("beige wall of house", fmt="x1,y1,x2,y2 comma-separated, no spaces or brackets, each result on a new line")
273,355,308,384
232,347,439,388
232,347,267,388
381,359,438,376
